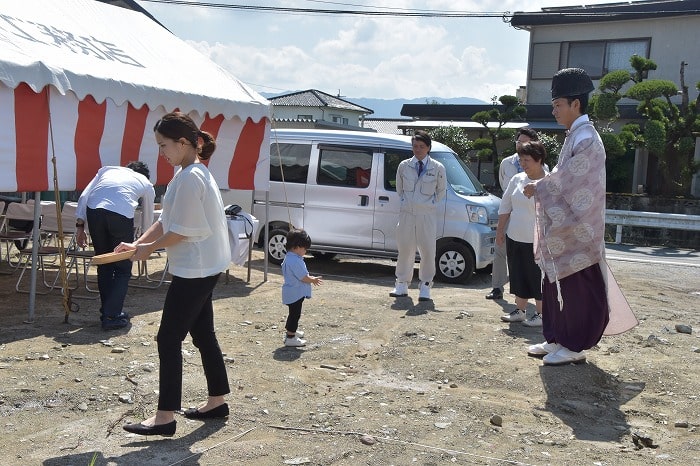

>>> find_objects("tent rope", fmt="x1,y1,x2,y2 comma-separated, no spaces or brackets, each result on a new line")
45,87,73,323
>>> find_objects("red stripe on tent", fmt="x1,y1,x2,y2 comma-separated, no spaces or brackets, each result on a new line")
155,108,179,185
121,103,149,166
75,95,106,188
199,114,225,167
228,118,267,189
15,84,50,192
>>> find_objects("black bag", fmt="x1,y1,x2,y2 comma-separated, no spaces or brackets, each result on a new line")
224,204,242,216
8,219,34,250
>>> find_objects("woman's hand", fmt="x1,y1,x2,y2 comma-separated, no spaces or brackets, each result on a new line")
115,242,153,261
523,182,536,199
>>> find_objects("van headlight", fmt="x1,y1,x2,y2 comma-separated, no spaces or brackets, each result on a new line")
466,205,488,224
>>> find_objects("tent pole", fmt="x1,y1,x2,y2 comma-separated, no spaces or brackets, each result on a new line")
25,192,41,324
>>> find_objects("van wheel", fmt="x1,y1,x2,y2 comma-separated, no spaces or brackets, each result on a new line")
435,242,475,284
267,227,289,265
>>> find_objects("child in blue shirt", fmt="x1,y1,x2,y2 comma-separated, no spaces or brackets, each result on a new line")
282,229,322,347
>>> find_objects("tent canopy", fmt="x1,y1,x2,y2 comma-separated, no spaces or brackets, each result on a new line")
0,0,271,192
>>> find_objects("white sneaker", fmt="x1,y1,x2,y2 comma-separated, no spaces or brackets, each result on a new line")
522,314,543,327
389,281,408,297
500,309,525,322
294,330,304,338
543,347,586,366
284,335,306,347
418,282,432,301
527,341,562,357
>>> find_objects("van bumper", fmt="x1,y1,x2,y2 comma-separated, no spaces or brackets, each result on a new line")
465,223,496,269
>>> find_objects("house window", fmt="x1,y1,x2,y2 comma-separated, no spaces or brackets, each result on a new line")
565,39,650,78
297,114,313,120
342,117,349,125
330,114,342,123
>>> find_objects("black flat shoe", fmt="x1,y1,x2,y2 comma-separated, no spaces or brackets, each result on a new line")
123,420,176,436
485,288,503,300
182,403,229,419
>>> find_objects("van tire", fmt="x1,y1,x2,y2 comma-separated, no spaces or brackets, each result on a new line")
435,241,475,284
267,227,289,265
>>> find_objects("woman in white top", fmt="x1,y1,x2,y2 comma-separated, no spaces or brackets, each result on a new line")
496,141,548,326
117,112,231,437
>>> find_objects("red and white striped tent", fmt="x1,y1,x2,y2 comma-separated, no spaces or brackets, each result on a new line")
0,0,270,319
0,0,271,193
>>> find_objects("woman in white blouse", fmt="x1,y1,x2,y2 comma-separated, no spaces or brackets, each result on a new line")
117,112,231,437
496,141,548,327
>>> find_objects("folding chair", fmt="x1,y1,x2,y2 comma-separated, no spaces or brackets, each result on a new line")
60,202,98,298
14,201,67,294
0,202,35,270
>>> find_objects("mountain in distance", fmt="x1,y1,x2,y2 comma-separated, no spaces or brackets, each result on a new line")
262,92,485,119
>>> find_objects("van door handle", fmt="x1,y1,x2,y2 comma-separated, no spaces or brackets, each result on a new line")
378,196,389,202
359,195,369,206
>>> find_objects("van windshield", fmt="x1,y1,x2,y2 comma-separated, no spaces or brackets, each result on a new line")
430,151,487,196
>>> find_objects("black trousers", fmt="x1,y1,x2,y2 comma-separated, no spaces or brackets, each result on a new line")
156,274,230,411
86,208,134,319
285,297,304,333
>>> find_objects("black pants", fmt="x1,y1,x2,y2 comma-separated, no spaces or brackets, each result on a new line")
86,208,134,319
285,297,304,333
156,274,230,411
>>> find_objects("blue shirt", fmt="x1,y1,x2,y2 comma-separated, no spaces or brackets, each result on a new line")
281,251,312,304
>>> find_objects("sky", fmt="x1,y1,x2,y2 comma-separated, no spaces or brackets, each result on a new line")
135,0,614,102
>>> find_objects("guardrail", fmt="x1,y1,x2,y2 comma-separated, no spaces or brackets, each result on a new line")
605,209,700,244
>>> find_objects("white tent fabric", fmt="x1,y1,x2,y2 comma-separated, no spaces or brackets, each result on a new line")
0,0,271,320
0,0,271,192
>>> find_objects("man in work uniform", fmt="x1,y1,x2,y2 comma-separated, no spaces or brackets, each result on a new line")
390,130,447,302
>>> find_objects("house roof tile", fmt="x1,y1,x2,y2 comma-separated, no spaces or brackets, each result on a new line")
510,0,700,27
269,89,373,114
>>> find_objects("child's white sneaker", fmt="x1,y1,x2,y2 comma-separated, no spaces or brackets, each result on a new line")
295,330,304,338
284,335,306,347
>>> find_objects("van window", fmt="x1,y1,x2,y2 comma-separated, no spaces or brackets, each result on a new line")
383,149,413,191
317,146,372,188
270,143,311,183
383,150,486,195
431,151,485,195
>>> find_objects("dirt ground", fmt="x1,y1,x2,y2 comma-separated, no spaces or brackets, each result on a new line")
0,248,698,466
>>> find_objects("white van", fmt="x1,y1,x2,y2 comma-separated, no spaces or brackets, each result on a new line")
253,129,499,283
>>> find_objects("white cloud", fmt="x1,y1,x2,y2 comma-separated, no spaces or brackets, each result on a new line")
139,0,615,101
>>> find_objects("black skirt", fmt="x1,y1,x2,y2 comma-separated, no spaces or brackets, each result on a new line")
506,235,542,300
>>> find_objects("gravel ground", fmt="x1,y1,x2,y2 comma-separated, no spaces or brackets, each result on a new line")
0,248,698,465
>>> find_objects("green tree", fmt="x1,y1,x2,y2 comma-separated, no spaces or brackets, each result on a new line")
428,126,473,163
595,56,699,196
471,95,527,185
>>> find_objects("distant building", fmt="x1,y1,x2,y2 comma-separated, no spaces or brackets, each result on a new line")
269,89,374,131
360,118,413,135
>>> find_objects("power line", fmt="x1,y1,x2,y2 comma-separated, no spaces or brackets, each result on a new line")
139,0,510,18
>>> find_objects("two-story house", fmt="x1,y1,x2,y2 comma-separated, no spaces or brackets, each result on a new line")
269,89,373,130
510,0,700,106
